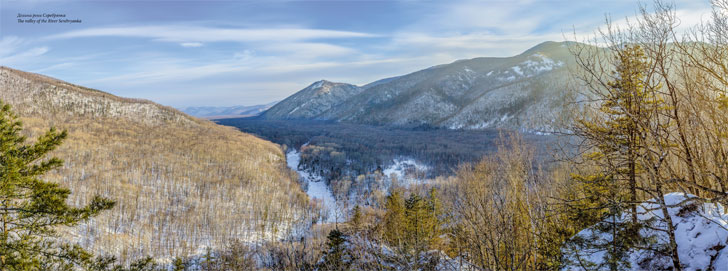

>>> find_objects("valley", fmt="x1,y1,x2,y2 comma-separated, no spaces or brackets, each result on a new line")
1,0,727,269
217,118,565,225
218,118,561,177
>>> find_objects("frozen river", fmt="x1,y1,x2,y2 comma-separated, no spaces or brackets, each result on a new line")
286,148,338,223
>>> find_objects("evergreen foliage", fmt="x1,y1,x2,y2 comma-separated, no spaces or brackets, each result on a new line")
318,228,352,270
349,205,363,232
381,189,443,269
567,44,661,271
172,257,186,271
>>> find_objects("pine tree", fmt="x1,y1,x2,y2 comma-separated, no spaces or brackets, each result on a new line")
201,248,218,271
172,257,186,271
350,205,363,232
568,44,669,270
0,102,115,269
319,228,351,270
382,190,406,247
576,44,655,221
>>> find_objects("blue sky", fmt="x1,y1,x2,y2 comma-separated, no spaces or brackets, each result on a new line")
0,0,714,107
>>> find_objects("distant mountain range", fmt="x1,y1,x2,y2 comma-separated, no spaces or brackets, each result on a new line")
180,101,277,119
260,41,580,132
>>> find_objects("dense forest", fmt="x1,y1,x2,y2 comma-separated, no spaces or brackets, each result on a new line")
217,118,560,178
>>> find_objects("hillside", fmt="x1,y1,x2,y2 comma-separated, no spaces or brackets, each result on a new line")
261,41,579,132
0,66,317,262
261,80,363,120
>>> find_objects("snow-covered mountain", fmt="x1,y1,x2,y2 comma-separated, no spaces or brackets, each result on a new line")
180,101,277,119
262,41,579,132
261,80,363,120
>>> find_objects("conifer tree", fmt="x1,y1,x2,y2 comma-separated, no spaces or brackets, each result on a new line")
568,44,659,271
576,44,655,220
350,205,363,232
0,102,115,269
567,28,690,267
382,190,406,247
319,228,351,270
172,257,186,271
381,189,443,269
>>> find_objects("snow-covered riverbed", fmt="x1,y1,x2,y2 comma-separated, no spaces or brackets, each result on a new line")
286,149,338,223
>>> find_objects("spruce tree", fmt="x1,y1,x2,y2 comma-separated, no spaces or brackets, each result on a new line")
575,44,655,220
319,228,352,270
0,102,115,269
349,205,363,232
568,45,661,270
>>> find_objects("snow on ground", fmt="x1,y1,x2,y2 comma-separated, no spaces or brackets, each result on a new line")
346,234,475,270
512,66,524,76
563,193,728,271
382,158,430,188
285,150,432,223
522,53,564,74
286,148,338,223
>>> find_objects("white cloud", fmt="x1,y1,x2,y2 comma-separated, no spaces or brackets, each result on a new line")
82,61,245,85
373,0,572,61
32,62,76,73
428,0,546,34
568,4,715,45
180,42,203,47
2,47,49,64
47,25,378,43
81,54,415,87
0,36,25,57
233,50,255,61
0,36,50,66
262,42,356,58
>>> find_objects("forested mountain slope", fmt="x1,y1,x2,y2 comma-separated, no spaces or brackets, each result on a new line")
0,66,316,262
262,41,579,132
261,80,363,120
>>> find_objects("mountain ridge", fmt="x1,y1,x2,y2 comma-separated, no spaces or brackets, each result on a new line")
0,66,201,126
261,41,579,132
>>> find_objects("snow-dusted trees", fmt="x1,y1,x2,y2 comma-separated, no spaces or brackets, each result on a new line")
0,101,158,270
563,1,728,269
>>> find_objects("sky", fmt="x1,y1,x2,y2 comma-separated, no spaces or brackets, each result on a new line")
0,0,715,107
